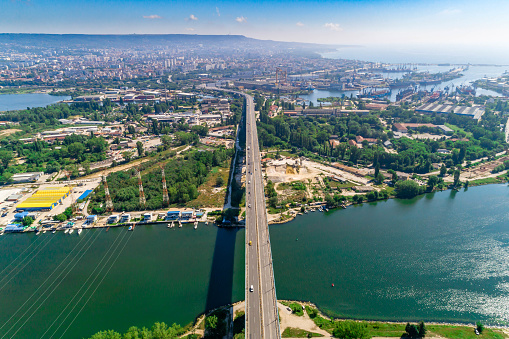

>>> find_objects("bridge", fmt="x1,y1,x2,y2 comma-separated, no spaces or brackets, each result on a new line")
207,86,280,339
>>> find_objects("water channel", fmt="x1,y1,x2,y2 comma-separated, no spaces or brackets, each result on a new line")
2,185,509,337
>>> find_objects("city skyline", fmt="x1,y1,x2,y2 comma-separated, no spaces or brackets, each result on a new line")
3,0,509,48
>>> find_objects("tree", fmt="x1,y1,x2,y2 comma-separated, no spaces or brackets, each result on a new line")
374,163,380,179
136,141,144,157
268,196,278,208
0,150,13,172
440,164,447,177
405,323,419,338
68,142,86,160
453,169,461,187
90,330,122,339
427,175,439,191
22,216,34,227
395,180,421,199
215,175,225,187
375,172,385,185
418,321,427,337
476,321,484,334
122,151,132,163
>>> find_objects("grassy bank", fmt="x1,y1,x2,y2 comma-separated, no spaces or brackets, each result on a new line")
300,302,508,339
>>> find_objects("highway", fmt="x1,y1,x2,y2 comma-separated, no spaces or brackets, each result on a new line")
244,94,281,339
207,85,280,339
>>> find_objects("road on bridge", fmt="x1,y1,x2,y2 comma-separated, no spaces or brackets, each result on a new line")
207,86,280,339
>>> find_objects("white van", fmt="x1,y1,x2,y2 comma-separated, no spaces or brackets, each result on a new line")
250,285,254,292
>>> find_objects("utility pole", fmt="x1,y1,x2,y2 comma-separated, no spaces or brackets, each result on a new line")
161,165,169,205
103,175,114,212
135,167,146,207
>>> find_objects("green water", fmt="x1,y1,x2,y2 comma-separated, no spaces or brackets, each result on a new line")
0,225,245,338
271,184,509,325
2,184,509,338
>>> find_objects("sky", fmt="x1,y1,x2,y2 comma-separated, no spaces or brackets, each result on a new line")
3,0,509,48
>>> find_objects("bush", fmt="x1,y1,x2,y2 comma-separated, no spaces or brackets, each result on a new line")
332,321,369,339
395,180,422,199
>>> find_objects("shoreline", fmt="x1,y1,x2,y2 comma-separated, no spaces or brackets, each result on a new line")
267,180,508,226
281,299,509,330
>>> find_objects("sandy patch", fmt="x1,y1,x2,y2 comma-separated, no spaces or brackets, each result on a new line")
0,129,22,136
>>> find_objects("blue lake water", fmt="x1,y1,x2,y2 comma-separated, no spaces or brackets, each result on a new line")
0,93,70,111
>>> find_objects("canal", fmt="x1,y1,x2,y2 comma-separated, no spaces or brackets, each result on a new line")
2,184,509,337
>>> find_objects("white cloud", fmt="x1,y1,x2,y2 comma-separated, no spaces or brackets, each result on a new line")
235,16,247,23
324,22,342,32
143,15,162,19
186,28,195,31
438,8,462,16
188,14,198,21
216,7,220,17
296,22,304,27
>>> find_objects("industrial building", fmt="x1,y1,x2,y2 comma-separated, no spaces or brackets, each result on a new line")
10,172,43,183
416,103,485,120
16,187,71,211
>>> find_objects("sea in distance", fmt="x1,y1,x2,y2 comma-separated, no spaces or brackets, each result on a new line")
0,93,70,112
2,185,509,337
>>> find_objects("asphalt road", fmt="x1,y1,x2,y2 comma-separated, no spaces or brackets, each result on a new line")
207,86,280,338
244,94,281,339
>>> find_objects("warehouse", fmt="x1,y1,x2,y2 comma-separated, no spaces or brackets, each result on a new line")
16,187,71,211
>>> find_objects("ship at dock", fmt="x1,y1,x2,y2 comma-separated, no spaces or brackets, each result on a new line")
456,85,476,95
396,87,415,101
357,88,391,99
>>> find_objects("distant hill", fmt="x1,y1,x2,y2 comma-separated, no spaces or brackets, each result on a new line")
0,33,344,55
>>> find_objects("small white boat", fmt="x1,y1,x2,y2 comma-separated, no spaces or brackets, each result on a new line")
69,229,74,234
77,229,82,235
64,229,69,234
36,231,40,235
178,221,182,228
43,230,47,234
167,223,171,228
128,225,133,231
205,221,209,225
52,230,56,234
194,221,198,229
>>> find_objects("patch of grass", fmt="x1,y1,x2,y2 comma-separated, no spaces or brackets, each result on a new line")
366,322,405,337
469,177,503,186
427,325,507,339
310,315,336,333
445,123,474,138
282,327,324,338
288,302,304,316
329,181,356,189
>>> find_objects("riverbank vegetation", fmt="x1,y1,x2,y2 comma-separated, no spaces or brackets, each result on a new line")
86,322,189,339
303,304,507,339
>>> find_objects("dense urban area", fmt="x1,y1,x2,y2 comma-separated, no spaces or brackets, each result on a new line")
1,34,509,339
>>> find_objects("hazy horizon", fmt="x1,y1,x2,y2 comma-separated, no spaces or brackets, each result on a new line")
3,0,508,50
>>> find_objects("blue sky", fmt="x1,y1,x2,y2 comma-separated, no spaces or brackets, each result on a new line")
3,0,509,47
